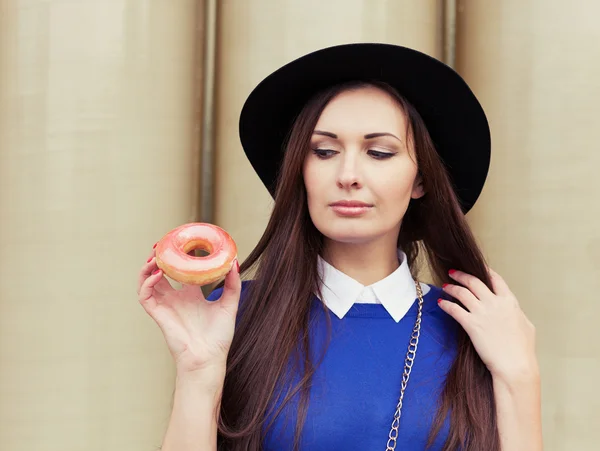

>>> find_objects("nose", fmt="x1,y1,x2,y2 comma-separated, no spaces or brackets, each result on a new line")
336,153,362,190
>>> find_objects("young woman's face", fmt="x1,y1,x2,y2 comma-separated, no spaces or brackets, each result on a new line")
303,86,424,245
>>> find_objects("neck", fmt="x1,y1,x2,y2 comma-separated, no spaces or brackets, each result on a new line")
321,236,400,286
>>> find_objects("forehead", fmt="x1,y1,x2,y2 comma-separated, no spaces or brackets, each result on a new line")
314,86,407,135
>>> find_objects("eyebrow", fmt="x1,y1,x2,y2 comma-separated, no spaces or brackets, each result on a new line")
313,130,402,142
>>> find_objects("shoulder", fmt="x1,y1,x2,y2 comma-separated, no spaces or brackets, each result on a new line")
421,283,461,338
206,279,253,302
206,280,253,327
421,283,444,313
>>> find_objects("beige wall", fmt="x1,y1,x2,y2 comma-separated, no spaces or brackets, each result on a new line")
456,2,600,449
0,1,204,450
0,0,597,450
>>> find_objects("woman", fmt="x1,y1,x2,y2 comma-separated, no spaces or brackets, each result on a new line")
137,44,543,450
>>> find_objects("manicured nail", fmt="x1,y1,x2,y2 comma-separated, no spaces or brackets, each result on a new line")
438,298,443,304
152,269,160,275
153,242,157,249
442,283,449,289
147,257,152,263
448,269,457,275
235,259,240,273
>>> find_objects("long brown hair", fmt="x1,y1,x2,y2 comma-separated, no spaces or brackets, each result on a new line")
216,80,499,450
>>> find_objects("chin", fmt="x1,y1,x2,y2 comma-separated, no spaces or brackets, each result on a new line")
317,224,381,245
326,235,375,245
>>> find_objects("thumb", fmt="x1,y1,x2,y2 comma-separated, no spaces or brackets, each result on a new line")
219,258,242,312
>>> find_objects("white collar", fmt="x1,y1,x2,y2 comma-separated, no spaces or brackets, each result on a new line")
316,249,431,322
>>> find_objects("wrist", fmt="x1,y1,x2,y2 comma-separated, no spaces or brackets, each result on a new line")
491,363,540,390
176,364,227,391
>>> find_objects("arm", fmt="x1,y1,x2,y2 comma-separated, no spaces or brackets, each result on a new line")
137,248,242,451
438,268,544,451
493,369,543,451
161,369,225,451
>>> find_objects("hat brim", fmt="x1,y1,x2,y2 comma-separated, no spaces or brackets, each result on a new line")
238,43,491,214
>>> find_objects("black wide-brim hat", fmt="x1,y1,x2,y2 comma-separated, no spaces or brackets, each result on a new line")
239,43,491,213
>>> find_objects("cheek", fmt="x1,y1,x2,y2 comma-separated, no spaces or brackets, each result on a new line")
372,173,414,200
369,171,416,214
303,159,322,203
303,162,312,191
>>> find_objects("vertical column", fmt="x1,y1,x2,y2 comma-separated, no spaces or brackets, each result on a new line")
456,1,600,449
0,1,203,450
214,0,442,260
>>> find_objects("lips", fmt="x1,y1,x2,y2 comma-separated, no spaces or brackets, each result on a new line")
329,200,373,208
329,200,373,217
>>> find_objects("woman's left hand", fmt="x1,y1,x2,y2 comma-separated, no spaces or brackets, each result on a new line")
438,268,539,383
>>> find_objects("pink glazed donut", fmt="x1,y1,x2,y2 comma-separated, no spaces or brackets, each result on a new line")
155,223,237,285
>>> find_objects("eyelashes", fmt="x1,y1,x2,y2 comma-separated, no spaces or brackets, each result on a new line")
368,150,396,160
311,148,396,160
311,148,337,159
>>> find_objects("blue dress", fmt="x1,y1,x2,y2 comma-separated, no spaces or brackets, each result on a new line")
208,282,458,450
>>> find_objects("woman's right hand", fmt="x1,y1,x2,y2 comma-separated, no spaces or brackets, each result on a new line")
137,246,242,379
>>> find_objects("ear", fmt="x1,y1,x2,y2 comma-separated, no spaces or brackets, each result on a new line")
411,174,426,200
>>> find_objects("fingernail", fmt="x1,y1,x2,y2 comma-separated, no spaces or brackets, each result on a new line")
442,283,449,289
153,242,157,249
235,259,240,273
438,298,443,304
152,269,160,275
448,269,457,275
147,257,152,263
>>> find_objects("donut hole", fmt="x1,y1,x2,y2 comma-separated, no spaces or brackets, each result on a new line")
184,240,213,258
188,248,211,258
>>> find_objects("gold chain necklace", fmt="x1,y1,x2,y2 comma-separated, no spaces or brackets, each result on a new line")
385,280,425,450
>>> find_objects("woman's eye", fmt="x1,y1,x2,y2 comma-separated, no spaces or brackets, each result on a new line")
368,150,395,159
312,148,337,159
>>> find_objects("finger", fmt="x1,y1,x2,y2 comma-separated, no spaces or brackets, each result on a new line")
147,246,156,261
442,283,480,313
138,269,164,312
142,243,157,270
448,269,491,301
437,298,470,330
487,267,513,297
152,271,176,295
218,258,242,313
137,254,158,295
